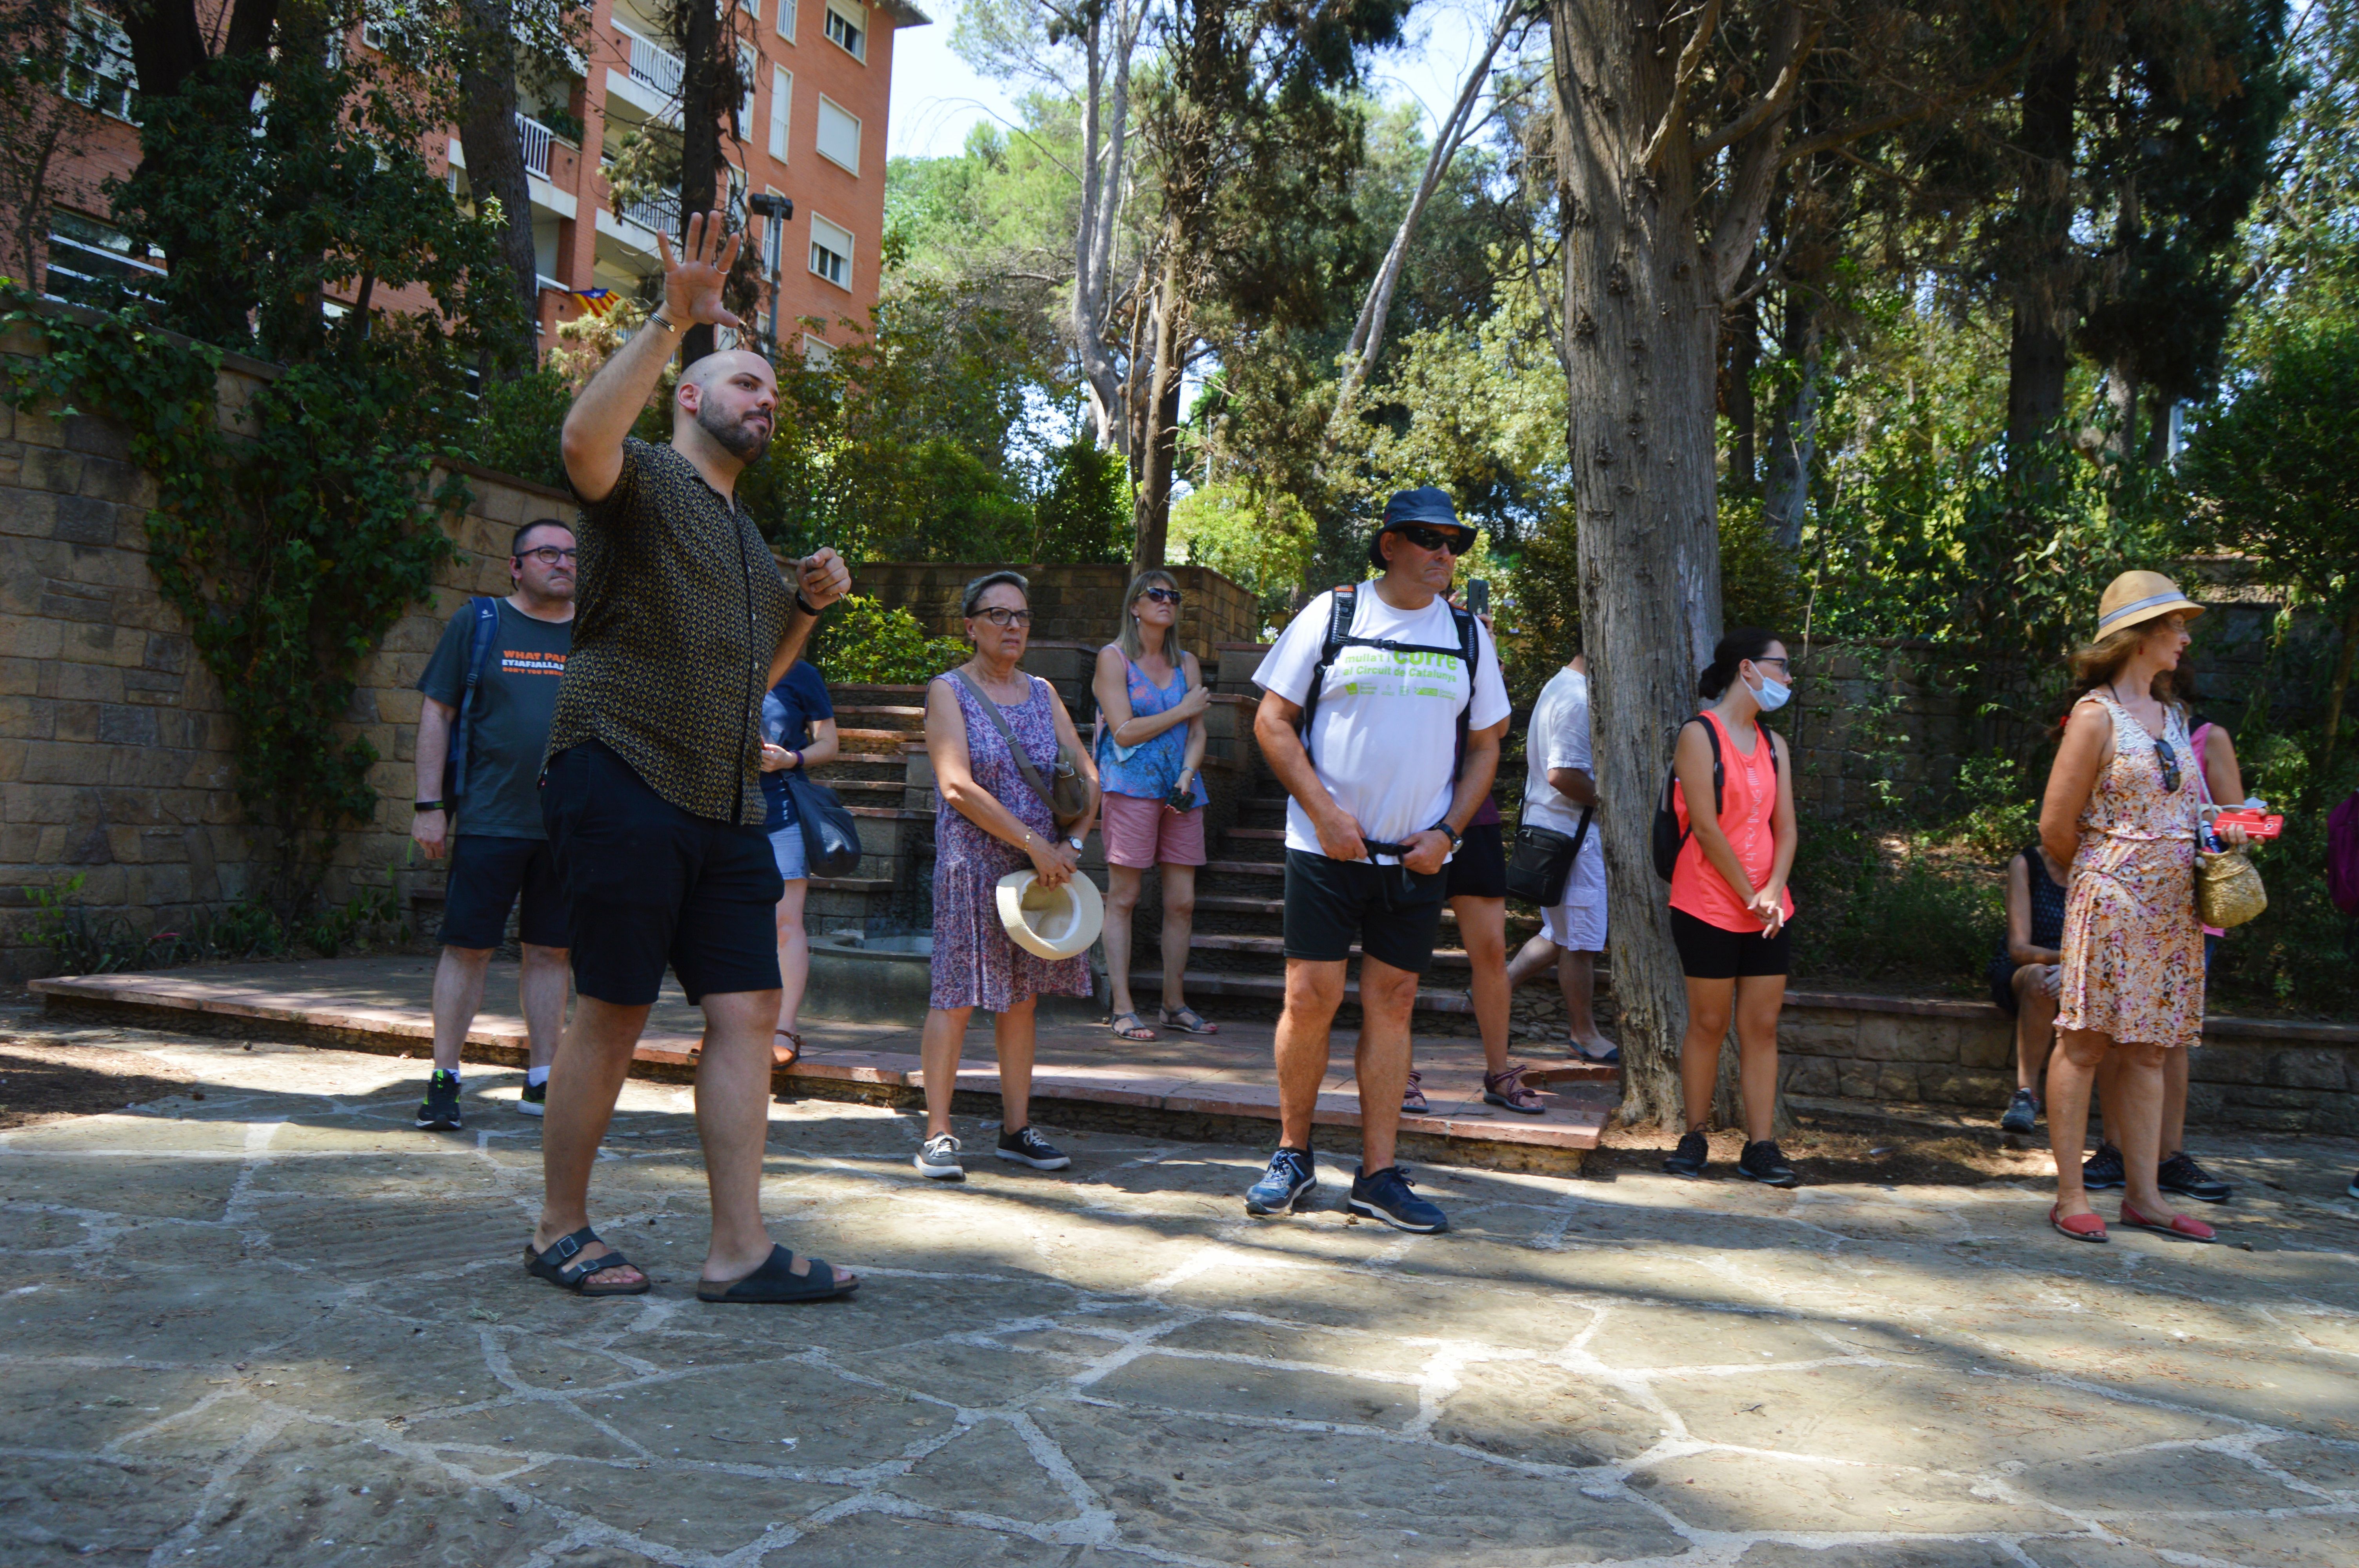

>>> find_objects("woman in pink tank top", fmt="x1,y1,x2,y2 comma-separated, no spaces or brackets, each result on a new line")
1660,629,1800,1188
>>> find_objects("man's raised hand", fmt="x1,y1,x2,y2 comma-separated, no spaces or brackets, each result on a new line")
798,546,852,611
656,210,743,329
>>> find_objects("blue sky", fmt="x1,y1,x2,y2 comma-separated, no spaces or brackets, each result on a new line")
886,0,1511,161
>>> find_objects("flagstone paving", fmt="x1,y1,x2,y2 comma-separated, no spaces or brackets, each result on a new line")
2,1000,2356,1567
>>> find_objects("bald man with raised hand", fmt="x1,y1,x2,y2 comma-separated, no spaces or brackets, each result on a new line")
529,211,860,1306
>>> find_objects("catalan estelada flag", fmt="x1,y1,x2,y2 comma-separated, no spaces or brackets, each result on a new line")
569,288,614,316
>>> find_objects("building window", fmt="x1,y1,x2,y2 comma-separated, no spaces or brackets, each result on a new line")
768,67,792,160
823,2,864,61
64,5,137,122
44,211,163,307
738,45,758,136
777,0,796,43
809,215,852,290
815,96,860,174
803,334,835,369
738,0,758,16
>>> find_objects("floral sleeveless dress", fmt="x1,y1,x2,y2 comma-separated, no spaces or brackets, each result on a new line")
2055,693,2204,1049
930,671,1095,1012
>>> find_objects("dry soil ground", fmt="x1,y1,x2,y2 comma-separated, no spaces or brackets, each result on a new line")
2,996,2356,1568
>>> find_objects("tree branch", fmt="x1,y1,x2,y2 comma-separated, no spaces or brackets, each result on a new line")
1777,4,2063,169
1637,0,1721,172
1694,16,1822,159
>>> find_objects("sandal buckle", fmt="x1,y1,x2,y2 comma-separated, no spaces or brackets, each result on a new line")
553,1234,581,1260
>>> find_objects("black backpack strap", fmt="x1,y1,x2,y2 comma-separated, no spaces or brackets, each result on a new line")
443,596,502,805
1450,604,1479,778
1681,715,1725,858
1294,584,1358,768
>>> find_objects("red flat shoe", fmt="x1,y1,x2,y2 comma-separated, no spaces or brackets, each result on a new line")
2118,1200,2215,1244
2050,1204,2108,1243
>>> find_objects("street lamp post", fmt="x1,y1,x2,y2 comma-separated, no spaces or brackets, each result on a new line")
746,192,794,354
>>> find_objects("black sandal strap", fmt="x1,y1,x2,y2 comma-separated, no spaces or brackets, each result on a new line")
561,1249,635,1285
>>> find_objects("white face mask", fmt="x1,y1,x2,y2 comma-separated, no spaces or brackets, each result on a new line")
1750,667,1792,712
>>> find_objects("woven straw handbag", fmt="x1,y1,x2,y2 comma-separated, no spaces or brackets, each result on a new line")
2195,846,2267,929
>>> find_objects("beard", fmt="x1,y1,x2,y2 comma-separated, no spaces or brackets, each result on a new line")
698,402,772,461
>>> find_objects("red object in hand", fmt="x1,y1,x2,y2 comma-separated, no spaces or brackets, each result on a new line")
2211,808,2284,840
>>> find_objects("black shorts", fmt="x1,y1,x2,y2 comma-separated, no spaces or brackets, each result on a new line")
1443,820,1507,900
1671,907,1792,980
440,835,570,950
1283,849,1448,974
541,741,785,1006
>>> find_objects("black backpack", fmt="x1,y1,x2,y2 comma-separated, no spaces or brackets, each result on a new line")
1650,715,1778,880
440,595,503,806
1294,583,1483,775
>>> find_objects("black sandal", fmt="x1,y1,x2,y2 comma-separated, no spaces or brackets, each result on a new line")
696,1244,858,1304
523,1227,651,1296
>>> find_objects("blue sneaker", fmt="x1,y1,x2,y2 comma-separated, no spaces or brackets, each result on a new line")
1348,1164,1447,1234
1245,1147,1316,1216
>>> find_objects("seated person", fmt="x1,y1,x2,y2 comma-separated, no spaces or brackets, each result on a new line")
1988,842,2068,1136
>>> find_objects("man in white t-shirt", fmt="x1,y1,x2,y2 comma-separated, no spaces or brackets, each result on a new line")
1504,649,1617,1063
1243,487,1512,1234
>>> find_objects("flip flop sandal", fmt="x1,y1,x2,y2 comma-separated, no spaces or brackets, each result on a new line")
1401,1071,1429,1115
773,1028,803,1067
1159,1005,1219,1035
524,1226,652,1295
1483,1064,1548,1115
2118,1200,2215,1244
1109,1012,1158,1042
696,1244,858,1303
2048,1204,2108,1243
1572,1040,1621,1065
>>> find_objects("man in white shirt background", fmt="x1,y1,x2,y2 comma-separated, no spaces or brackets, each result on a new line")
1505,647,1617,1063
1243,487,1512,1234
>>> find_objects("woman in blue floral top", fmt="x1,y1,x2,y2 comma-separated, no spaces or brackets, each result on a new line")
1092,570,1214,1041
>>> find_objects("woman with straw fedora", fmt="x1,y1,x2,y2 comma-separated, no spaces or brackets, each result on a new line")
914,571,1102,1183
2038,570,2249,1245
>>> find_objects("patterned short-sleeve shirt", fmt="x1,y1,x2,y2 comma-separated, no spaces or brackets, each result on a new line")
545,436,792,824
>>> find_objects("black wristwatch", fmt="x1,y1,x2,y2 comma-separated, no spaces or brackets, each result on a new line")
1432,820,1462,850
794,591,823,616
414,800,447,813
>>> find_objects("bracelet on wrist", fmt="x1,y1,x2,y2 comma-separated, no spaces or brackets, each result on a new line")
414,800,447,814
649,312,682,334
794,591,823,616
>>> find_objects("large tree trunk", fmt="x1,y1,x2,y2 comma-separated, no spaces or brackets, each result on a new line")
457,0,539,376
1763,296,1820,547
1130,227,1185,572
2005,41,2078,454
1550,0,1728,1131
1724,294,1758,490
676,0,721,367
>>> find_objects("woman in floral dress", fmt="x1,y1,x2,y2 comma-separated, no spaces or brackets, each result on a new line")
914,571,1100,1183
2038,571,2248,1245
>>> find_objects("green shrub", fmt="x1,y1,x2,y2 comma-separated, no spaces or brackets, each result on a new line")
808,596,968,685
469,369,573,490
24,873,408,975
1788,824,2001,993
1948,755,2041,860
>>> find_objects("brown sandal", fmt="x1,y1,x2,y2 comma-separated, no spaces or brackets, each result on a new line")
773,1028,803,1067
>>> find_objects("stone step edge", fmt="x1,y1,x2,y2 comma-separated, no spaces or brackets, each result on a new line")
25,978,1600,1162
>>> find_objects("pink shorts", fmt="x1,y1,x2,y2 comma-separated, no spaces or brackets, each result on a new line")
1101,791,1207,869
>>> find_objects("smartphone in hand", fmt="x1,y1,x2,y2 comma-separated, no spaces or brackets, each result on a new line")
1468,579,1491,618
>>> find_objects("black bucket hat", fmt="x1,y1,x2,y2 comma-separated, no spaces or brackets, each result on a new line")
1369,486,1475,568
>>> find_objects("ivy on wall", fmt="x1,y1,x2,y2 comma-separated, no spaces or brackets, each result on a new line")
2,293,465,914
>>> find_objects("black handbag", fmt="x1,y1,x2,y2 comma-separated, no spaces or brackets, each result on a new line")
784,769,864,879
1506,807,1593,906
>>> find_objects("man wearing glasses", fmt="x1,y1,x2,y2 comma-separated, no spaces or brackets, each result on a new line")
411,518,580,1130
1247,486,1511,1233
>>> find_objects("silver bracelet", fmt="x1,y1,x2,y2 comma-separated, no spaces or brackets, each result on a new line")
648,312,682,333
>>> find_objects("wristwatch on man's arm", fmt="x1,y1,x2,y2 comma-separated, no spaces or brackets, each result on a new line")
1431,820,1463,851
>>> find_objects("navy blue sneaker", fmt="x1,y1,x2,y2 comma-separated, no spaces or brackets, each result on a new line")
1348,1165,1447,1233
1245,1147,1316,1216
2081,1143,2126,1191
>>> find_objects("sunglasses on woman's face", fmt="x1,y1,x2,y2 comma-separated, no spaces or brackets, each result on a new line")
973,607,1033,628
1396,525,1474,556
1140,587,1183,605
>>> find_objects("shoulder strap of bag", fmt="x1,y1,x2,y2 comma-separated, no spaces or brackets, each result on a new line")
444,596,501,803
1675,715,1724,858
1294,584,1358,768
951,669,1058,814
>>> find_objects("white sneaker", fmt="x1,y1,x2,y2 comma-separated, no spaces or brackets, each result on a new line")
915,1132,966,1181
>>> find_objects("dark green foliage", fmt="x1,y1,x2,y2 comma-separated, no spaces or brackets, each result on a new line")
1032,440,1129,564
804,597,969,685
1787,824,2003,996
0,292,465,920
469,368,574,490
25,871,407,973
2202,727,2359,1016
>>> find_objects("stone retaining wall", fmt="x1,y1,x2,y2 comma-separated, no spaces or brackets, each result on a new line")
851,561,1258,666
1779,991,2359,1136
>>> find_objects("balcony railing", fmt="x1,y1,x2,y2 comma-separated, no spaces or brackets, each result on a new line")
616,187,680,236
616,23,685,99
515,113,553,179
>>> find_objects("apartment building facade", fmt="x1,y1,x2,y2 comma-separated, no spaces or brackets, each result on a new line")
37,0,922,359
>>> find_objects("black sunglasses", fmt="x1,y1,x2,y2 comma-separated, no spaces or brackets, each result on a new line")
2154,735,2180,793
1140,587,1183,605
1396,524,1474,555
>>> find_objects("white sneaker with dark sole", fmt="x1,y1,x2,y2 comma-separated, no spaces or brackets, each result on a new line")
915,1132,966,1181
